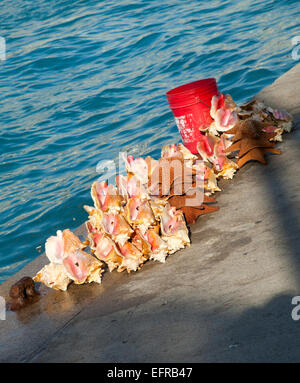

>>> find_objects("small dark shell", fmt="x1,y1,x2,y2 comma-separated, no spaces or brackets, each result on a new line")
9,276,39,311
10,296,26,311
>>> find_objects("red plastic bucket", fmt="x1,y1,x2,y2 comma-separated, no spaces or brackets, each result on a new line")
166,78,219,153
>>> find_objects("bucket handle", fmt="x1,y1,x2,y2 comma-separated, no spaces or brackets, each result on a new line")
195,97,210,108
196,91,221,108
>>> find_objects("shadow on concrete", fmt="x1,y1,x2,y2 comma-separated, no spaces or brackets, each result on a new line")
28,291,300,363
263,128,300,281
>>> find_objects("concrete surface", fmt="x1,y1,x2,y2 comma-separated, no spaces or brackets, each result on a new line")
0,64,300,363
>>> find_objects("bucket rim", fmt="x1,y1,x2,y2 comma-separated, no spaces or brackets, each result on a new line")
166,78,217,97
167,88,218,102
167,86,218,100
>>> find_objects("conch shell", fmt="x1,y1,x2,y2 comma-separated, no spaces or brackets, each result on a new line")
149,197,168,221
177,143,198,161
131,230,152,256
116,173,149,200
210,93,238,133
101,211,133,245
33,263,71,291
63,229,85,253
84,205,103,231
125,198,156,233
63,250,104,285
87,227,123,272
161,144,183,159
197,134,237,179
266,106,293,133
160,204,190,253
45,230,65,264
117,241,147,273
161,144,197,168
45,229,84,264
123,154,149,185
213,135,238,179
204,166,221,194
91,181,123,213
192,161,220,194
35,229,105,290
84,205,133,245
141,229,169,263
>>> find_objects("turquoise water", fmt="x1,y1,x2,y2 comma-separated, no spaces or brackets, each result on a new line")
0,0,299,283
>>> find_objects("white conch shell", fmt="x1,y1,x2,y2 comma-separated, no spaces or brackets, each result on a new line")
122,154,149,185
45,229,85,265
45,230,65,264
214,109,238,132
177,143,198,161
91,181,123,213
33,263,71,291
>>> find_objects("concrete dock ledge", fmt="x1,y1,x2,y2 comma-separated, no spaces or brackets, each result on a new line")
0,64,300,362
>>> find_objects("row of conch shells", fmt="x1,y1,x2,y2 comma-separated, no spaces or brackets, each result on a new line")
34,150,193,289
34,93,293,291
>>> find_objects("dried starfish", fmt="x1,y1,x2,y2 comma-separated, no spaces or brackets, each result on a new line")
168,194,216,209
226,119,276,143
237,147,281,168
168,194,219,224
226,136,275,158
224,119,281,167
179,205,219,225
